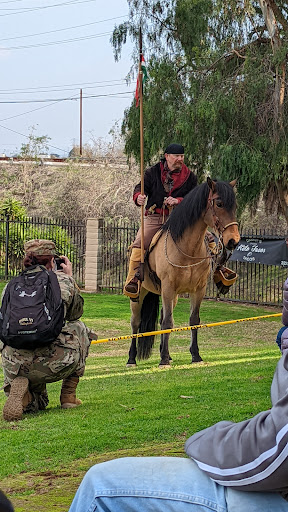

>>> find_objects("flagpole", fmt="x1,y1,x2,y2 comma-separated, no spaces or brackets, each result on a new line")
139,26,145,282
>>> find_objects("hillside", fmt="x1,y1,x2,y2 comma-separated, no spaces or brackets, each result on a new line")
0,157,140,221
0,158,286,232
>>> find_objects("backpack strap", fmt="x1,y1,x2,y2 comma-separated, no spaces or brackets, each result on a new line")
1,280,12,315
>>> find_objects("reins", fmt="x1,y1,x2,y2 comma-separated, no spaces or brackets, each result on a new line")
164,229,215,269
171,231,223,260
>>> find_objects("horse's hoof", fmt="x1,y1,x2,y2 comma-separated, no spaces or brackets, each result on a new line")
159,363,171,368
191,359,203,364
126,363,137,368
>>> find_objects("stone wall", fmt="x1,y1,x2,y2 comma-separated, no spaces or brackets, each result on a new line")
85,218,103,292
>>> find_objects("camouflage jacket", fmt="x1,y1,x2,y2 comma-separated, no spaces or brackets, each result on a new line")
55,269,84,321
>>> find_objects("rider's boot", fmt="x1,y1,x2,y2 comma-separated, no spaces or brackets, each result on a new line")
123,248,142,299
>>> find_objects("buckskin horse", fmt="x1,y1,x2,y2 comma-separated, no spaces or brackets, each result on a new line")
126,178,240,367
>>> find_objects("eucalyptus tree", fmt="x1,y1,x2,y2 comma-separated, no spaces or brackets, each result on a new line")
111,0,288,222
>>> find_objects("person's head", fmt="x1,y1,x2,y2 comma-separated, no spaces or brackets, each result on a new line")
23,239,57,270
164,143,185,171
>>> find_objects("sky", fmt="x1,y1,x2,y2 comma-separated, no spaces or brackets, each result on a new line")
0,0,135,156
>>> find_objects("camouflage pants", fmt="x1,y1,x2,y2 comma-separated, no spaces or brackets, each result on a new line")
1,320,91,412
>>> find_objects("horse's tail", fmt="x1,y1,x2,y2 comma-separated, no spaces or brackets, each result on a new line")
137,292,160,360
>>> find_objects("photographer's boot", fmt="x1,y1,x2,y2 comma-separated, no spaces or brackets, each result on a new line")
60,376,82,409
3,377,33,421
123,248,142,299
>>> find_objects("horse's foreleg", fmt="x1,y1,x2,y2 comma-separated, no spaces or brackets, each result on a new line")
189,296,203,363
127,336,137,367
126,298,143,367
159,333,171,367
159,304,173,362
159,293,175,367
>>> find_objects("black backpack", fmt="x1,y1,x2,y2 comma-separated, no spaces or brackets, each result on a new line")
0,266,65,350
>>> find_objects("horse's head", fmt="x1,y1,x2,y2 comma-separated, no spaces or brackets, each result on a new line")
205,178,240,250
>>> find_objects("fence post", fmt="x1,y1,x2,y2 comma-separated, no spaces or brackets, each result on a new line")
85,218,103,292
4,215,9,280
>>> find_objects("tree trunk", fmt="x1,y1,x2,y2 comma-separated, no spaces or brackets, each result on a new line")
275,179,288,225
258,0,285,141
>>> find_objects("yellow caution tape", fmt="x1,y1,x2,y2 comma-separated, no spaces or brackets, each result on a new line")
91,313,282,345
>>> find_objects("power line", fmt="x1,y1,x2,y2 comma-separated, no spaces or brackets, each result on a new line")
0,123,69,154
0,0,28,4
0,0,94,8
0,92,80,122
0,79,132,94
1,31,112,50
0,15,127,41
86,93,133,99
0,91,134,104
0,0,98,16
0,82,133,95
0,0,49,4
0,88,134,123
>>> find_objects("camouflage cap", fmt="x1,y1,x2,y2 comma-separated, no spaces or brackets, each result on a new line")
24,239,57,256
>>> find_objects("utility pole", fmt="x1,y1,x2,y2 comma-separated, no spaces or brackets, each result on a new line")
80,88,83,156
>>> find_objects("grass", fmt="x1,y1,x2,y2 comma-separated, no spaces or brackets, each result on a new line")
0,291,283,511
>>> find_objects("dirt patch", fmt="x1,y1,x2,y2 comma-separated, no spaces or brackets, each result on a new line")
2,443,184,512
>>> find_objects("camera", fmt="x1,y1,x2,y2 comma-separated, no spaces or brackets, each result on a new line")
55,257,65,270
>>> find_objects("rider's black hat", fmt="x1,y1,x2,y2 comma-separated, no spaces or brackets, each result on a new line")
164,143,184,155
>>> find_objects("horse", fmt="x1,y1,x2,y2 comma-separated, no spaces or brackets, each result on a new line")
126,177,240,367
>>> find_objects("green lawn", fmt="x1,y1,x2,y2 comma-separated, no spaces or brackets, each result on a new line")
0,292,283,511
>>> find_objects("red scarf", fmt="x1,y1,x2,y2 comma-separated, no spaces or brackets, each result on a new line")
160,160,190,194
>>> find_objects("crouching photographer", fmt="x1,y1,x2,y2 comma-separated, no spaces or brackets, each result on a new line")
0,239,95,421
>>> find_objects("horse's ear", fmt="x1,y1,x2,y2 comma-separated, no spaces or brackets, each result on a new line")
229,179,237,188
207,177,216,191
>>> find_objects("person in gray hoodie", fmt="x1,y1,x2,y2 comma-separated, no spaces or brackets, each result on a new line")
279,276,288,350
68,279,288,512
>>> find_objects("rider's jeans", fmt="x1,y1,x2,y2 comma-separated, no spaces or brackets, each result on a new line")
68,457,288,512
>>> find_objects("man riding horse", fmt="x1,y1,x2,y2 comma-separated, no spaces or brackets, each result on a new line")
124,143,197,299
124,143,236,300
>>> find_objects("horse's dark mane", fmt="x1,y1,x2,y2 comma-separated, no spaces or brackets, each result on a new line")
162,180,236,241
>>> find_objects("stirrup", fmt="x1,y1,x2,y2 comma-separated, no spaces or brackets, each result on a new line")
213,266,238,295
124,279,141,299
214,266,238,287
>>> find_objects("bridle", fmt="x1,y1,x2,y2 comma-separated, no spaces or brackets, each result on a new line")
206,189,238,236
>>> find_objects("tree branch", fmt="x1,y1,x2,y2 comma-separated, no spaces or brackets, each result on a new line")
203,37,269,73
232,49,246,59
268,0,288,34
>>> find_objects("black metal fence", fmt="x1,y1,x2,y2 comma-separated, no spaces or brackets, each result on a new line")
100,219,139,293
100,220,288,306
0,216,86,286
1,216,287,305
205,258,288,305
